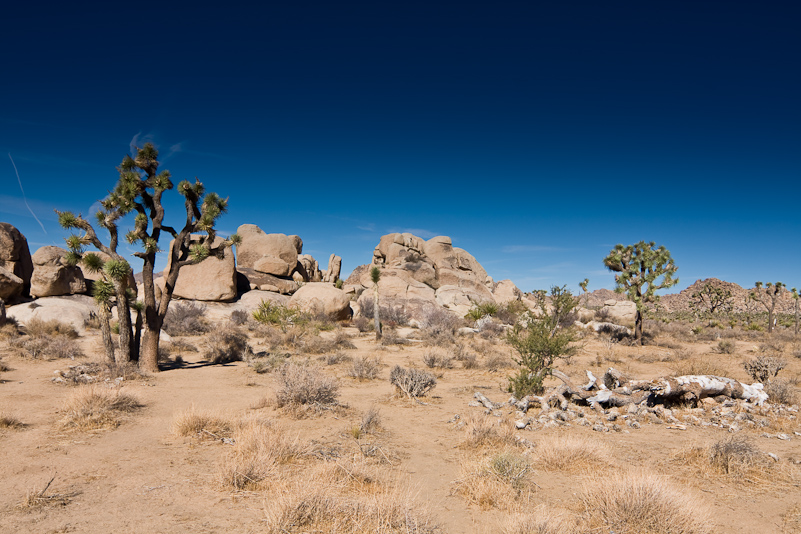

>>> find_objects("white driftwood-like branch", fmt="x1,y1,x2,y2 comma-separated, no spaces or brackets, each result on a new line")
648,375,768,405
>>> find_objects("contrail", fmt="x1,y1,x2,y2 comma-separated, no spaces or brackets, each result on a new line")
8,153,46,234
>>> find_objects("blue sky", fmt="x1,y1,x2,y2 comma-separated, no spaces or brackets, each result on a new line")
1,1,799,294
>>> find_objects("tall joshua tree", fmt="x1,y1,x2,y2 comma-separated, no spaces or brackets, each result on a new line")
371,266,382,341
60,143,238,372
751,281,786,334
603,241,678,344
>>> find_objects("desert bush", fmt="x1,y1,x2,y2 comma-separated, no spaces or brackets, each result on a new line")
485,352,514,372
275,363,339,409
496,301,528,326
765,379,798,405
419,306,461,346
59,386,143,431
203,329,251,364
24,318,78,338
230,309,249,325
717,339,736,354
380,327,408,346
348,355,381,380
460,353,479,369
359,406,382,434
422,350,453,369
172,407,235,439
0,320,21,339
743,355,787,383
253,300,309,330
323,351,351,365
353,316,371,333
247,352,289,374
579,471,712,534
465,301,499,322
503,507,577,534
359,300,409,327
709,435,760,475
389,365,436,398
478,317,505,339
163,302,209,336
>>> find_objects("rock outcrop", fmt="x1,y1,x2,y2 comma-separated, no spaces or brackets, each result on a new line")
30,246,86,298
237,225,300,278
7,295,95,331
165,236,237,301
322,253,342,283
351,232,512,318
0,222,34,300
287,283,352,321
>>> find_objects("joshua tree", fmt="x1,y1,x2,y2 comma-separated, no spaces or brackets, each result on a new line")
371,266,382,341
792,288,799,335
60,143,238,372
579,278,589,307
603,241,678,344
751,282,786,334
690,281,733,317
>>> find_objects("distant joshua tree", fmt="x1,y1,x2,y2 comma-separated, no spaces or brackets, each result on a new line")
603,241,678,344
690,282,733,316
751,282,786,334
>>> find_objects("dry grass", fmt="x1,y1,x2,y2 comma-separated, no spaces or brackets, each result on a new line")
218,417,308,490
17,475,76,510
172,407,236,440
24,318,78,338
670,359,730,377
453,449,536,511
579,471,712,534
0,410,25,429
503,506,578,534
765,378,799,405
263,473,438,533
422,350,454,369
533,434,611,473
672,435,797,486
460,412,518,449
58,385,142,431
203,329,251,364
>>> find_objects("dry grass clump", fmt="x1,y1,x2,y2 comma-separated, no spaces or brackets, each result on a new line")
11,330,85,360
765,378,799,405
422,350,453,369
263,476,438,533
0,320,21,339
503,507,578,534
579,471,712,534
24,318,78,338
419,306,461,346
275,362,339,410
389,365,436,398
533,434,611,473
380,327,408,346
672,435,795,485
172,407,236,440
460,413,518,449
453,449,535,511
485,352,514,371
347,355,381,380
218,418,308,490
717,339,736,354
18,475,76,510
669,359,730,377
58,385,143,431
249,352,289,374
0,410,25,429
203,329,251,364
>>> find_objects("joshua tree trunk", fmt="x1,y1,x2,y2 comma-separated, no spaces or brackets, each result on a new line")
97,303,115,363
113,281,133,364
373,286,382,341
634,309,643,345
132,307,143,362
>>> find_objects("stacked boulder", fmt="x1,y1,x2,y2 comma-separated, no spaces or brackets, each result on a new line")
30,246,86,298
347,233,522,319
0,222,34,302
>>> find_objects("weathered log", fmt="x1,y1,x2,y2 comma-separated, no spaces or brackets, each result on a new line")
473,391,500,410
648,375,768,405
602,367,628,389
586,389,650,407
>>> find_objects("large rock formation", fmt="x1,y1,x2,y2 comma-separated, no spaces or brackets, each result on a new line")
350,232,517,318
0,222,34,300
165,236,237,301
7,295,95,331
322,253,342,283
287,283,352,321
30,246,86,298
237,224,301,277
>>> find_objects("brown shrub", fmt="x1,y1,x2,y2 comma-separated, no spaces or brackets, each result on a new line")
58,386,143,431
275,363,339,409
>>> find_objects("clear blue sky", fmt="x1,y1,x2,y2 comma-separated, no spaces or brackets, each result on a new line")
1,1,799,294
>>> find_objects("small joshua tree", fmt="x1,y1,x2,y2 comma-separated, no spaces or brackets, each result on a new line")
791,287,799,335
60,142,238,372
579,278,589,308
750,281,786,334
370,266,382,341
603,241,678,344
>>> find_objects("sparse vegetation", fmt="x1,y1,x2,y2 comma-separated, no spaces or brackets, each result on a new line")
744,354,787,383
389,365,437,398
203,329,251,364
275,363,340,409
348,355,381,380
163,302,210,335
58,386,143,431
422,350,453,369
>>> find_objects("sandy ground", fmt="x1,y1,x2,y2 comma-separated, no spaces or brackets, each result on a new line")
1,326,800,533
